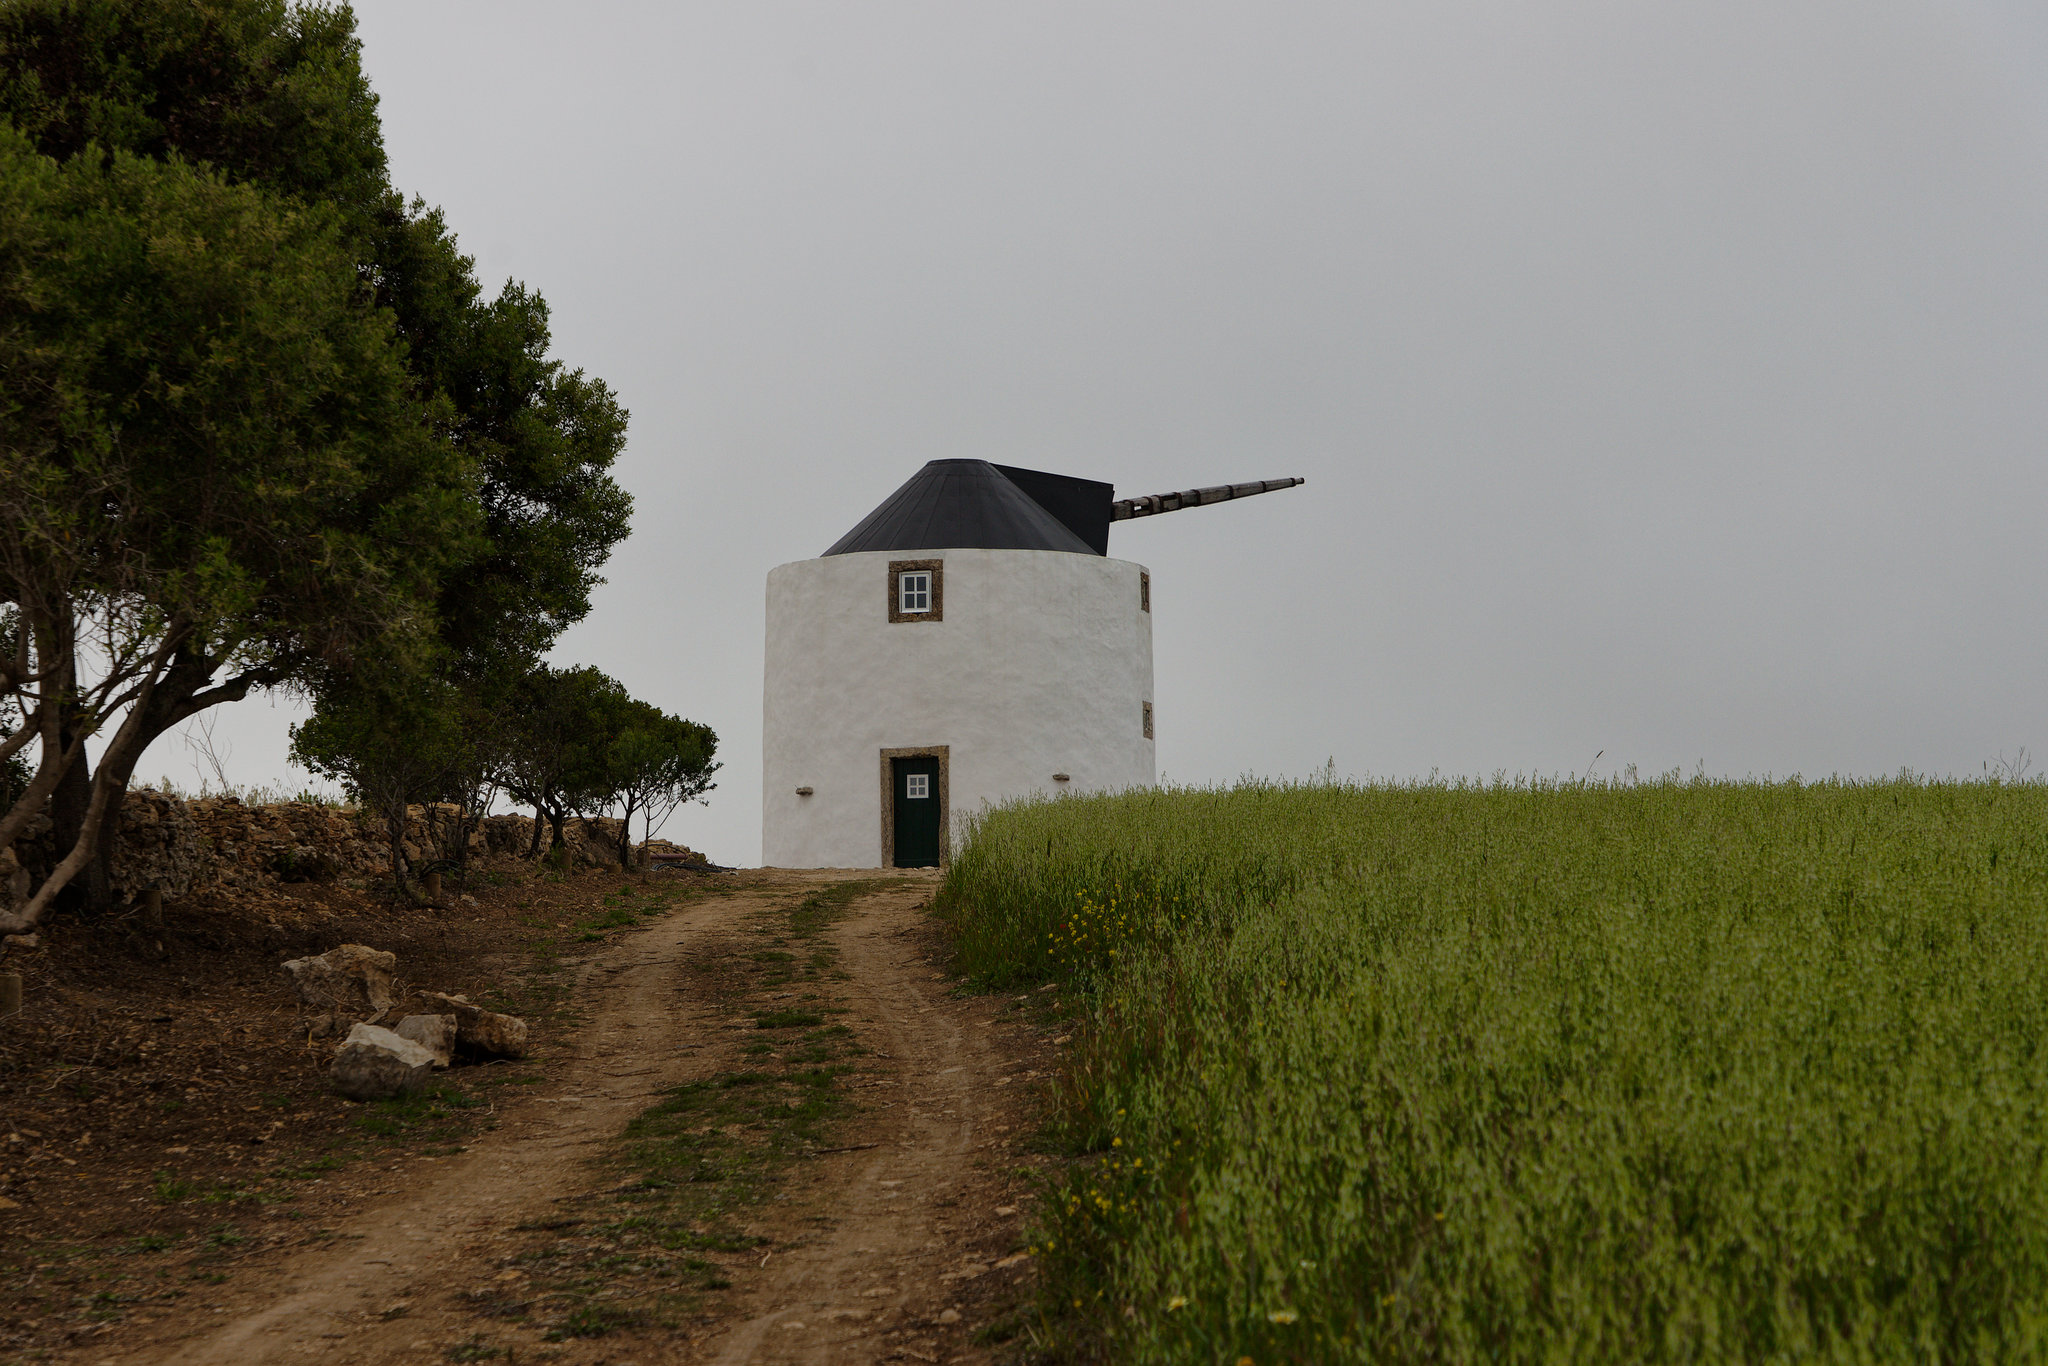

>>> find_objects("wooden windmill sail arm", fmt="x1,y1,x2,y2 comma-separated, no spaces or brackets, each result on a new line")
1110,477,1306,521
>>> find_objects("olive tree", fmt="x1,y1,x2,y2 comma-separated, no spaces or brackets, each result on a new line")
287,678,469,900
498,665,627,859
598,705,719,869
0,0,631,915
0,126,471,932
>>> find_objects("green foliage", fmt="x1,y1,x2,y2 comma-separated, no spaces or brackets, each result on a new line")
0,120,469,662
289,674,474,895
150,1171,194,1204
546,1303,644,1341
290,680,468,796
0,747,27,810
0,0,633,921
0,0,386,221
942,777,2048,1363
598,700,718,865
0,111,463,923
384,244,634,677
496,665,717,864
500,664,630,839
752,1009,824,1030
350,1084,483,1141
0,4,633,669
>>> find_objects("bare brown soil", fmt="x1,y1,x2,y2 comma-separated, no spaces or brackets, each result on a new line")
1,866,1063,1365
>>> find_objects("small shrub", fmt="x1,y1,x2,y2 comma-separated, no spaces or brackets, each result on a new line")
752,1010,823,1030
546,1303,642,1340
151,1171,194,1203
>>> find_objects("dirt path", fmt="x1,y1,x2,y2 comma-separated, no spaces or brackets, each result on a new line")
88,873,1051,1366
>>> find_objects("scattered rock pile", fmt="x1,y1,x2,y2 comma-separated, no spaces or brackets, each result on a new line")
281,943,530,1100
640,837,717,868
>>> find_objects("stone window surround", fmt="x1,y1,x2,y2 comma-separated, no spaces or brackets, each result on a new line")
879,745,950,868
887,559,944,623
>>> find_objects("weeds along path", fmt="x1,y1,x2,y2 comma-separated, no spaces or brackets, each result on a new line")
91,872,1048,1366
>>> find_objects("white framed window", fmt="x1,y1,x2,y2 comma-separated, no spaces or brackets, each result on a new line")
888,559,942,622
905,773,930,799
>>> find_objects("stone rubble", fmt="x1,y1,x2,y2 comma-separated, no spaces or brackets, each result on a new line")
330,1023,436,1101
392,1013,457,1069
417,991,529,1059
275,938,530,1088
282,944,399,1021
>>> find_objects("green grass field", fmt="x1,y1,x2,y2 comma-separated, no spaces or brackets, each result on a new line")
938,777,2048,1364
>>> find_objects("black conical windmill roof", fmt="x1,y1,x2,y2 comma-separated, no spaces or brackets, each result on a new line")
822,460,1111,557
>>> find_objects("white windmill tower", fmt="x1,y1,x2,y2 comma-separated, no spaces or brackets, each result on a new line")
761,460,1303,868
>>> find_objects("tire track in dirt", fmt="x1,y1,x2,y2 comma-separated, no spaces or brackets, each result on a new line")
701,882,1038,1365
86,874,1049,1366
99,882,797,1366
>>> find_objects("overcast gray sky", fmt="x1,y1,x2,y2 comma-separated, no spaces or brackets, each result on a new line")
190,1,2048,863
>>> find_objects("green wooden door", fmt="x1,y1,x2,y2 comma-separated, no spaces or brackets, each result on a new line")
891,757,942,867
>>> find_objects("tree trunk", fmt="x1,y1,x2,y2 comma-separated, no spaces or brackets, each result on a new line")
451,801,475,880
2,627,248,934
72,650,270,914
527,804,546,858
48,708,113,915
386,804,413,901
616,800,636,868
423,801,450,874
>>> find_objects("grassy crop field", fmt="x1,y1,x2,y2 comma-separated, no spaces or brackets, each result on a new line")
937,778,2048,1364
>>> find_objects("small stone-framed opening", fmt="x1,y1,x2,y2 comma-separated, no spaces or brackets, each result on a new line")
1140,570,1150,613
1143,701,1154,740
887,559,943,623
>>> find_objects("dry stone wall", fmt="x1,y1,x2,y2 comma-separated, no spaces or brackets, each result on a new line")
14,791,703,904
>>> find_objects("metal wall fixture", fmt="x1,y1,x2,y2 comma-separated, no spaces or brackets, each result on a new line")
795,786,814,797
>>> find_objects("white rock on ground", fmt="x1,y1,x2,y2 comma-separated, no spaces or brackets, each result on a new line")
419,991,528,1058
392,1013,457,1068
330,1023,435,1101
283,944,398,1020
